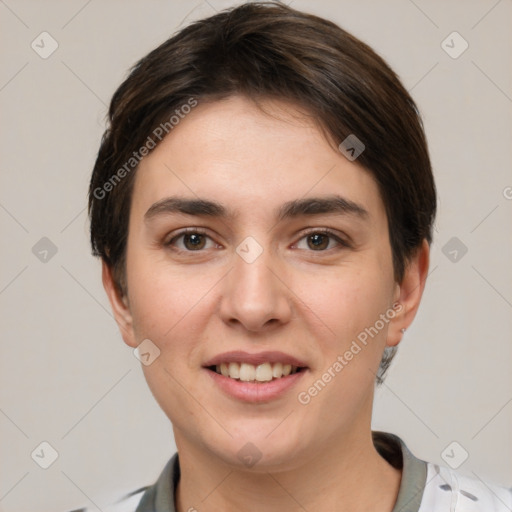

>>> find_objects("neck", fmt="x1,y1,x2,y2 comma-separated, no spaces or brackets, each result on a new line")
174,424,402,512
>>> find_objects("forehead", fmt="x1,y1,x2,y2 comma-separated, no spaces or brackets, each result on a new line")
131,95,386,225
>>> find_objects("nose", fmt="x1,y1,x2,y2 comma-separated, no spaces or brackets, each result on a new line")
218,246,293,333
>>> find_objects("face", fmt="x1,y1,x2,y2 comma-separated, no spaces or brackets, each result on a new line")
106,95,421,470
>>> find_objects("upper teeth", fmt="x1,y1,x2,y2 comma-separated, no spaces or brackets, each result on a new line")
215,362,299,382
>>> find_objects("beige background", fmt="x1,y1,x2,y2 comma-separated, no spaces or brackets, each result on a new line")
1,0,511,510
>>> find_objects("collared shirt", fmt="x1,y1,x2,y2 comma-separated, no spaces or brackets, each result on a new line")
70,431,512,511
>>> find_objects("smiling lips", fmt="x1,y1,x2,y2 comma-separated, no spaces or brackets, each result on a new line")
204,350,308,384
215,362,301,382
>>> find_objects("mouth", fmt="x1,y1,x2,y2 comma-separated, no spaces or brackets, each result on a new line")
206,362,306,383
202,351,309,402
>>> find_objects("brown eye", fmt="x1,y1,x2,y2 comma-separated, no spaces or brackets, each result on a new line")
295,229,347,252
307,233,330,250
166,229,216,252
182,233,206,250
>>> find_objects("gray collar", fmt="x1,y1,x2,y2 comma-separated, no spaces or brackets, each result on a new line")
135,431,427,512
373,431,428,512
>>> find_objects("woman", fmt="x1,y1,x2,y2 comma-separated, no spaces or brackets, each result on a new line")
84,2,511,511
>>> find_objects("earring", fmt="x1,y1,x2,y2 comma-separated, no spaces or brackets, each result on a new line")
400,328,406,334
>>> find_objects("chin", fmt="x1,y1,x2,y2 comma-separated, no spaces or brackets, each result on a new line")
205,421,311,472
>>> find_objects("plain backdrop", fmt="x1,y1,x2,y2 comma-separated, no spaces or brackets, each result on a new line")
0,1,511,511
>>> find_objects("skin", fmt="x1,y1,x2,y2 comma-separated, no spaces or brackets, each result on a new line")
103,95,430,512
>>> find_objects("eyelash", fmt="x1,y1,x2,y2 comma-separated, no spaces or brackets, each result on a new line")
165,227,350,253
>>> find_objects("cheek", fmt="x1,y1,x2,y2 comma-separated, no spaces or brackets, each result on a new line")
126,259,217,417
125,254,215,352
297,271,393,401
297,265,393,344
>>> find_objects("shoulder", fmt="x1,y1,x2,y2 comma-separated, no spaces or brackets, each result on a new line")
65,452,179,512
374,431,512,512
419,462,512,512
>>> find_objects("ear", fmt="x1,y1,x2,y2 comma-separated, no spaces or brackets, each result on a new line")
387,239,430,347
102,260,138,348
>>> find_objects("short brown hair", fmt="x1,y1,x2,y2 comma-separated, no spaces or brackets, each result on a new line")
88,1,436,384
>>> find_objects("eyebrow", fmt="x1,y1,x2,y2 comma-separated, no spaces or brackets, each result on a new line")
144,194,369,223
